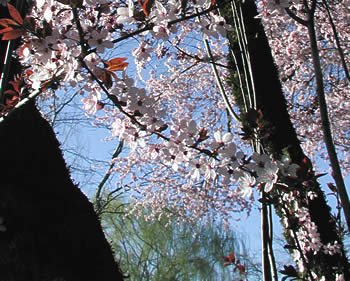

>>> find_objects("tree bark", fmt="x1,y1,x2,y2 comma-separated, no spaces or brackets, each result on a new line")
222,0,350,279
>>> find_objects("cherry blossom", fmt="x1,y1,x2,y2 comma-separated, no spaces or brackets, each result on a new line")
88,29,114,53
2,0,349,278
336,273,345,281
256,161,279,192
277,155,298,177
116,0,135,25
132,40,154,73
237,172,255,198
81,88,102,115
211,131,233,150
207,12,233,38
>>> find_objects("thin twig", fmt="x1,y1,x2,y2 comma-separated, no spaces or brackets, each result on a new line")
95,140,124,214
321,0,350,82
203,38,241,123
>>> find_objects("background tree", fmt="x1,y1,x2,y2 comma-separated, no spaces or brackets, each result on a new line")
100,198,261,281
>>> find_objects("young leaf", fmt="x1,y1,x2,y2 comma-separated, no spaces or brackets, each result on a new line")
0,27,14,34
1,28,25,40
7,3,23,25
138,0,154,17
106,57,129,72
0,18,20,27
142,0,150,17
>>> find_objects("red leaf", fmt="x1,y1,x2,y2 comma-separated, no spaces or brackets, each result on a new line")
237,264,246,274
0,27,14,34
5,94,19,106
106,57,128,71
223,252,235,265
142,0,150,16
7,3,23,25
138,0,154,17
4,89,16,96
1,28,25,40
327,182,337,193
8,75,24,95
0,18,20,27
228,252,235,263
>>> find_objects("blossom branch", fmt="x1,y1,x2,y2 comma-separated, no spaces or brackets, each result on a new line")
87,1,231,55
170,42,229,69
285,8,308,26
275,191,316,281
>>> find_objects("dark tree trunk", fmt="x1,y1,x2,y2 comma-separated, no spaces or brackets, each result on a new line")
222,0,350,279
0,102,125,281
0,2,124,281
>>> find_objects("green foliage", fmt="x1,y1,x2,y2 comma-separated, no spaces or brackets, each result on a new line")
100,201,257,281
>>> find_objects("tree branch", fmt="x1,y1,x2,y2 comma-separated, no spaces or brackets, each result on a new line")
307,16,350,231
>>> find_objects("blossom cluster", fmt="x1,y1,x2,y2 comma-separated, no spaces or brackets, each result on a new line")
256,0,350,176
6,0,265,223
281,191,342,276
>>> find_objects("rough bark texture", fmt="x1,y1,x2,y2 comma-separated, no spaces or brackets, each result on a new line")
0,2,124,280
0,102,125,281
222,0,350,279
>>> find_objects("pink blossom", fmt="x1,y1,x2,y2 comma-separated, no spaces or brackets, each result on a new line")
88,30,114,53
336,274,345,281
152,24,171,40
256,161,279,192
132,41,153,64
116,0,135,25
237,172,256,198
